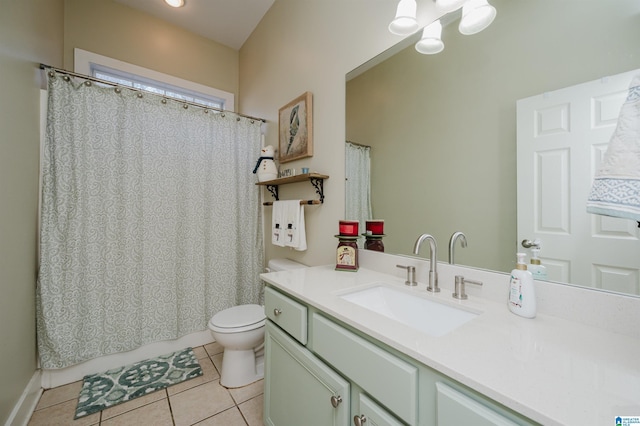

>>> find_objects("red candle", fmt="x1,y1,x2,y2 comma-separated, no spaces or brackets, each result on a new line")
339,220,359,236
366,220,384,235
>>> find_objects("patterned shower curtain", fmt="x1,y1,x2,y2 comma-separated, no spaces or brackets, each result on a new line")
345,141,372,237
37,71,264,369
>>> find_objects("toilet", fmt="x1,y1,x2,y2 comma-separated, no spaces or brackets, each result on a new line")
208,258,306,388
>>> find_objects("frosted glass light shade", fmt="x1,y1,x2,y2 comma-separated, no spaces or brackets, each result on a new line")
415,20,444,54
388,0,419,36
165,0,184,7
435,0,467,13
459,0,496,35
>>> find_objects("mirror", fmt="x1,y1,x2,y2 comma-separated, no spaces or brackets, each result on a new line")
346,0,640,295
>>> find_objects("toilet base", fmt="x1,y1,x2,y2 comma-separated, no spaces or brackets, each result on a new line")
219,349,264,388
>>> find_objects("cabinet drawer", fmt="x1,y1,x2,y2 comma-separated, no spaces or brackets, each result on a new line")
312,313,417,425
264,286,307,345
436,382,520,426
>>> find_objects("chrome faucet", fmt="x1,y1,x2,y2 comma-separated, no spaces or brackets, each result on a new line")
448,231,467,265
413,233,439,292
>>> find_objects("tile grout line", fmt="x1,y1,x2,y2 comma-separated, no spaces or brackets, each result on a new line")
165,388,177,426
237,394,263,426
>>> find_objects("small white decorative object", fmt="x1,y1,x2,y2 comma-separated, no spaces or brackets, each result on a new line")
253,145,278,182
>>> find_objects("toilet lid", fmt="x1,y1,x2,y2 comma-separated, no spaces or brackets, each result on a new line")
210,304,265,329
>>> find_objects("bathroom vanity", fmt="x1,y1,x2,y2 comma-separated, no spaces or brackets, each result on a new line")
261,251,640,426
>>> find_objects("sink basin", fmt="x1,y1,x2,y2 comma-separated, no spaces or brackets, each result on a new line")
340,285,478,337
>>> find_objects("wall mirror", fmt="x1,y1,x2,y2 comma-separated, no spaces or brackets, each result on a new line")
346,0,640,296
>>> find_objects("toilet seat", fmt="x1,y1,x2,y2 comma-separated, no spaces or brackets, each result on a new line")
209,304,266,334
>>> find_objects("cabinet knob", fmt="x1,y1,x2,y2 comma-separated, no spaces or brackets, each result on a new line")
330,395,342,408
273,308,282,316
353,414,367,426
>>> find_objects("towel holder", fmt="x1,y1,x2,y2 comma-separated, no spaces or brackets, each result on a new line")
256,173,329,206
263,199,322,206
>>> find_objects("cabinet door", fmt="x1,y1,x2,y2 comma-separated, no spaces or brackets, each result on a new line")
354,392,405,426
436,382,519,426
265,321,350,426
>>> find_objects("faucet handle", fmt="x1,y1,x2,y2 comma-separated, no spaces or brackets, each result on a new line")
453,275,483,300
396,264,417,286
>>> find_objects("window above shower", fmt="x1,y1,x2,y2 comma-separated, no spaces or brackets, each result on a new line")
92,64,225,109
74,48,234,111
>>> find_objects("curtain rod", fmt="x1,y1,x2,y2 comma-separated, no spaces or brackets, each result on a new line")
39,63,267,123
346,140,371,148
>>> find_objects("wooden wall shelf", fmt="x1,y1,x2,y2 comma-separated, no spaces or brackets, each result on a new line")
256,173,329,205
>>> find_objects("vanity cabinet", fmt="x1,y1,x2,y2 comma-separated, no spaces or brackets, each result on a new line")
264,285,537,426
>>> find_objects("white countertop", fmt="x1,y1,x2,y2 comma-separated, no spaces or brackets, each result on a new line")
261,264,640,426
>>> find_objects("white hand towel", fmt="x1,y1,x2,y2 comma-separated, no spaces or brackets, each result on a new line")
272,200,307,251
587,74,640,221
271,201,287,247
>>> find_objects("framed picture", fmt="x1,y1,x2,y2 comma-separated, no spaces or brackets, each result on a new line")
278,92,313,163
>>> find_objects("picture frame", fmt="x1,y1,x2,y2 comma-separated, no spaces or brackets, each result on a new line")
278,91,313,163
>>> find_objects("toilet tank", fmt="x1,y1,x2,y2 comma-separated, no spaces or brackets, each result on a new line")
267,258,306,272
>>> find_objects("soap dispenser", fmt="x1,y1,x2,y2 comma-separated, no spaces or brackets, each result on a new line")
508,253,536,318
528,247,548,281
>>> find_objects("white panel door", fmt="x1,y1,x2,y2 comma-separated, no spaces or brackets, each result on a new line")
517,69,640,294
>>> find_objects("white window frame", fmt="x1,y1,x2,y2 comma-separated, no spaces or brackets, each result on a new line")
74,48,235,111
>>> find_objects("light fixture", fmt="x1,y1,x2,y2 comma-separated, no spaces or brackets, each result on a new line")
387,0,497,55
388,0,419,36
164,0,184,8
458,0,496,35
415,20,444,54
434,0,467,13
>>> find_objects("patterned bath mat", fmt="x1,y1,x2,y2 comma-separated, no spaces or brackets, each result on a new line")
75,347,202,419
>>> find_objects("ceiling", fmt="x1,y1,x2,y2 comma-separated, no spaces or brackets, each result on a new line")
114,0,275,50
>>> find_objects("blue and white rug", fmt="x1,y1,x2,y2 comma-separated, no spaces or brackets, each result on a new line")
75,347,202,419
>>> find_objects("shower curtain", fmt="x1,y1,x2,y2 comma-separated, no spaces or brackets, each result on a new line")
345,141,372,234
37,71,264,369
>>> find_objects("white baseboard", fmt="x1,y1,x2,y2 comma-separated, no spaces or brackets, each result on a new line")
41,330,214,389
4,370,43,426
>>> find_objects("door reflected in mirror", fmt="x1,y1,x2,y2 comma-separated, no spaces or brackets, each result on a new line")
346,0,640,296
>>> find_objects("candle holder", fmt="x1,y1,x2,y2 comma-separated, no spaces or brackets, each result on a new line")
364,234,385,252
336,220,359,271
363,220,385,252
335,235,359,271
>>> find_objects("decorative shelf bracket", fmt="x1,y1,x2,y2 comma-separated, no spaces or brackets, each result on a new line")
310,177,324,204
266,184,279,201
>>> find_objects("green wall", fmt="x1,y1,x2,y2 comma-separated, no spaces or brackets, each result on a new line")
0,0,64,422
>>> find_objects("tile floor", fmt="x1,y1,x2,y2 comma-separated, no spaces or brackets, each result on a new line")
28,342,263,426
